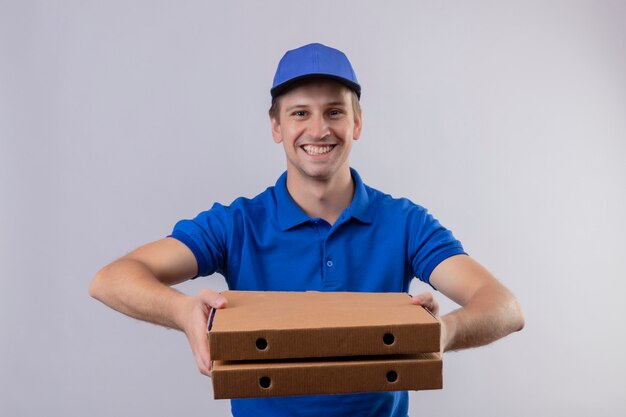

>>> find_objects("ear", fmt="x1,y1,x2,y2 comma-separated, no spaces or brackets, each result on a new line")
352,111,363,141
270,115,283,143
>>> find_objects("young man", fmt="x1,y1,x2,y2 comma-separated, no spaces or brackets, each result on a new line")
89,43,524,417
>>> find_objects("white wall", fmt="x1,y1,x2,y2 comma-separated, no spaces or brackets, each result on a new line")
1,1,625,416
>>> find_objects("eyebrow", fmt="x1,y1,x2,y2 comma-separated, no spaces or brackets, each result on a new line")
284,101,348,113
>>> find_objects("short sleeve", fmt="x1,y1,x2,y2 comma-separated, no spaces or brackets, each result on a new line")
167,203,229,278
408,206,466,286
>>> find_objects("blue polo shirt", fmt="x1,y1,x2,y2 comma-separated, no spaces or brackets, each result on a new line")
170,168,466,417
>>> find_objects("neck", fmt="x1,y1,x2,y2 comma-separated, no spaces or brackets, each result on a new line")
286,168,354,226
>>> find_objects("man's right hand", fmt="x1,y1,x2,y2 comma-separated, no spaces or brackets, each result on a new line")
178,289,228,376
89,238,228,377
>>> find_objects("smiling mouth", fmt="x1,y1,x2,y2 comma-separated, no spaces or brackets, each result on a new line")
301,144,336,156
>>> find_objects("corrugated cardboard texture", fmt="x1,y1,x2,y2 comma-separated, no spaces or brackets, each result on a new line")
211,353,442,399
208,291,440,360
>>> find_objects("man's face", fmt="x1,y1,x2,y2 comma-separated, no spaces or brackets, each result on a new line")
270,79,362,184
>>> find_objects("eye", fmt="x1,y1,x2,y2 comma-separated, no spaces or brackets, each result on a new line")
328,109,344,117
292,110,307,117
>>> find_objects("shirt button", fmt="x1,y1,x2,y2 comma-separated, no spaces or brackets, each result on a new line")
326,260,334,268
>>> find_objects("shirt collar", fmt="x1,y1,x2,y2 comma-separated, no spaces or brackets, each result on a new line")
275,172,310,231
275,168,373,231
347,167,373,224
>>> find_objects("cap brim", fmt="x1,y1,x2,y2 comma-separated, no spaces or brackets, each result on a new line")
271,74,361,100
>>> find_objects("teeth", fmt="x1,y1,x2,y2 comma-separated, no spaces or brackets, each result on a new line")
302,145,334,155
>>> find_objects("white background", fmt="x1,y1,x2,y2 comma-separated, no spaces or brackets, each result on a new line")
1,1,625,416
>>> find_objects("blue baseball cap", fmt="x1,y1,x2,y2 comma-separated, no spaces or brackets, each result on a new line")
271,43,361,100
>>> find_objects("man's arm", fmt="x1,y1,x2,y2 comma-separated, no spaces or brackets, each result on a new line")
88,237,226,376
412,254,524,353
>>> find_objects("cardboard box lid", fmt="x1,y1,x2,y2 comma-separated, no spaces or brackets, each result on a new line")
209,291,440,360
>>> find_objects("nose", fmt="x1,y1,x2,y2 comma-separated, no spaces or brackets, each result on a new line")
307,113,331,140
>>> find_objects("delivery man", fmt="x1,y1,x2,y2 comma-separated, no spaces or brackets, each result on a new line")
89,43,524,417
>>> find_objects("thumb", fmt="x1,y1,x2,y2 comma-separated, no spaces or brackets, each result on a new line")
410,291,439,317
197,288,228,310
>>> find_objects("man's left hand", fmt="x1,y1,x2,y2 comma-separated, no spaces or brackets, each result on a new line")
411,292,445,358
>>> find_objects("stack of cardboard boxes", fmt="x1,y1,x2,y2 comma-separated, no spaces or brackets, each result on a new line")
208,291,442,399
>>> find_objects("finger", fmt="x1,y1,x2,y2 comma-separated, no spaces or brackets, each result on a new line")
188,313,213,377
410,292,439,316
192,343,211,377
194,338,212,377
184,295,217,377
410,292,432,307
197,288,228,309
